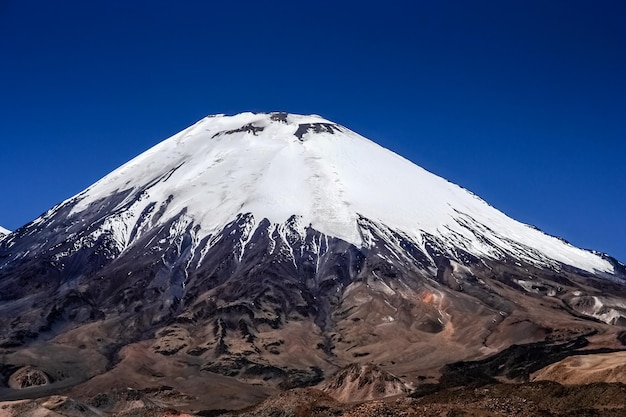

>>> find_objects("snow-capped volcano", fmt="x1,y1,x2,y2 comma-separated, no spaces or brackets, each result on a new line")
21,112,611,274
1,112,625,408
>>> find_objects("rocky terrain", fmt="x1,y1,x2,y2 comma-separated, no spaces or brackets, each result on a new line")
4,379,626,417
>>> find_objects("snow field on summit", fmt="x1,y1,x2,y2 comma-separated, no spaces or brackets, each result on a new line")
60,112,612,274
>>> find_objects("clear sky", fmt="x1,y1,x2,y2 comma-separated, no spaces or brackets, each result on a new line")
1,1,624,262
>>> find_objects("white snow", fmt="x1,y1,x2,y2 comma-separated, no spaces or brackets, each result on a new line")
0,226,10,236
573,295,626,325
60,112,612,274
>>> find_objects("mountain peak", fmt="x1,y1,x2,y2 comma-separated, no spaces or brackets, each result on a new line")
204,112,342,142
53,112,611,275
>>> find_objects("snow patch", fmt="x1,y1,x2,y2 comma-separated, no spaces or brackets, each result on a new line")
572,295,626,325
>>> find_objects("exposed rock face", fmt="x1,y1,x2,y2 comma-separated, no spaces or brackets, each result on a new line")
321,363,412,402
8,367,50,389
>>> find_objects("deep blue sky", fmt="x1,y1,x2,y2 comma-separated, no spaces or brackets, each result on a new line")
1,1,624,261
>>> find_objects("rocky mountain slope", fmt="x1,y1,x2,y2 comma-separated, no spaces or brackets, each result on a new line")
0,112,625,414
